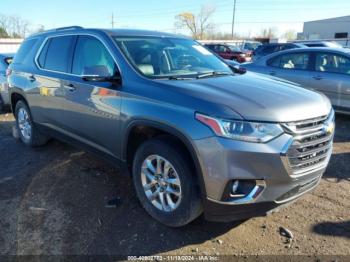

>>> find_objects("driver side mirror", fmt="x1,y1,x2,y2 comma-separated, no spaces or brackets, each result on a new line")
82,74,121,83
230,65,247,74
81,65,121,83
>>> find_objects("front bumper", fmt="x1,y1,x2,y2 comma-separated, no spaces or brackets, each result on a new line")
193,131,331,222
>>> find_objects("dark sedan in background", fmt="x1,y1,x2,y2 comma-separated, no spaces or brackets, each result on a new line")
0,53,14,111
245,47,350,113
252,43,306,61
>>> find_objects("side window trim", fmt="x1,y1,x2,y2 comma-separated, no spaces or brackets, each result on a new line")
34,33,122,77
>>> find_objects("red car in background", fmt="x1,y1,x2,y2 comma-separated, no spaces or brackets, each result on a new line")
204,43,251,63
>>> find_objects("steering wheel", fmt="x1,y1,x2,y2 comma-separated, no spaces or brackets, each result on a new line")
177,55,201,70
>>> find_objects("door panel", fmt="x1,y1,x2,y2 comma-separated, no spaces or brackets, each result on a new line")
309,52,350,110
61,80,121,157
265,52,312,88
309,72,343,108
61,34,122,157
31,35,76,127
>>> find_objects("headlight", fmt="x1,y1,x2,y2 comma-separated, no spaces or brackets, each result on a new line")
239,53,246,57
196,113,283,143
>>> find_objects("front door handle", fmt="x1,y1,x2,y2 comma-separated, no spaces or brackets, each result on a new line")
269,71,276,76
63,83,76,92
312,75,323,80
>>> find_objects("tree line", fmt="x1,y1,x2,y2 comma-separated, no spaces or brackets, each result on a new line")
0,14,44,38
175,5,297,40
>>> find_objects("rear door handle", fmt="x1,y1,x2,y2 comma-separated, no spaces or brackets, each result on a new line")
28,75,36,82
63,83,76,92
312,75,323,80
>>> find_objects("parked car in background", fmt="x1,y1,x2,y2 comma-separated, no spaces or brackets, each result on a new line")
0,53,14,111
204,43,250,63
245,47,350,113
8,27,334,227
240,40,262,52
294,41,343,48
252,43,305,61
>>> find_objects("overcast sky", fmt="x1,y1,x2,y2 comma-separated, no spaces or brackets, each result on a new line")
3,0,350,37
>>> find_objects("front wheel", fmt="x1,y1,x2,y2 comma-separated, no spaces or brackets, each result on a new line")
132,137,202,227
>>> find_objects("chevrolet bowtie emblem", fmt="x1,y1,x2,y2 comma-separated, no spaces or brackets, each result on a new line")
324,122,335,135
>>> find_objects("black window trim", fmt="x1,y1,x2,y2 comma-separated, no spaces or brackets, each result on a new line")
311,51,350,76
267,51,313,71
34,33,122,77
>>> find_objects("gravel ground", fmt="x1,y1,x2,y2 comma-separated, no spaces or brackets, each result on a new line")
0,112,349,259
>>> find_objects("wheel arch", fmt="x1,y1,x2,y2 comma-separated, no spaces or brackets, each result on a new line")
122,119,207,198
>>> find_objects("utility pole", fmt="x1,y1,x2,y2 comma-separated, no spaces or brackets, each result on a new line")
111,13,115,28
231,0,237,39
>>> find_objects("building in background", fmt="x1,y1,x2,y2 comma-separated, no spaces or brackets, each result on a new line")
299,15,350,40
0,39,23,53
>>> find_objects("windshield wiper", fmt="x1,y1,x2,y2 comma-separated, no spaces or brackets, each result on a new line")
166,76,194,80
196,71,232,79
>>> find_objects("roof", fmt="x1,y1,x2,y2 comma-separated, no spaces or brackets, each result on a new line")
305,15,350,24
286,47,350,53
30,26,189,39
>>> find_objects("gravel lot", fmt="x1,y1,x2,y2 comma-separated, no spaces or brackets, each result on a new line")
0,112,349,258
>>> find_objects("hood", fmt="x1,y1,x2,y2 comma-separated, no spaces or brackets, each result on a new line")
162,72,332,122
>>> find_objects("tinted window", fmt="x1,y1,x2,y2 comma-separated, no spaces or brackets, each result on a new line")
259,45,277,54
13,38,38,64
114,36,232,78
315,53,350,75
43,36,75,72
217,45,228,52
280,44,297,51
278,53,309,70
72,35,116,76
37,41,50,67
267,55,281,67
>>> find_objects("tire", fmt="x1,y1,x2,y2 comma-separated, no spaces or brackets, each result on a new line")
15,100,49,147
0,95,4,113
132,137,202,227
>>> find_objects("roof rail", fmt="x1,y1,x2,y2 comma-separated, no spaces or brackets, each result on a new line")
55,26,83,31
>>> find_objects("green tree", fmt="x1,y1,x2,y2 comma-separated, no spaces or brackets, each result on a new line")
0,27,9,38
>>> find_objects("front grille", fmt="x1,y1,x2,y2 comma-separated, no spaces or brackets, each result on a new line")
282,111,334,176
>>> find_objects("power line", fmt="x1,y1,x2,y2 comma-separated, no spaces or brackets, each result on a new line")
231,0,237,39
111,13,115,28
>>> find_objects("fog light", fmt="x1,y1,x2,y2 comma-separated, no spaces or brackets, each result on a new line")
231,180,239,194
222,179,266,203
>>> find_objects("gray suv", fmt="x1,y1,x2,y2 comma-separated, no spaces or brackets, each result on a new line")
8,26,334,227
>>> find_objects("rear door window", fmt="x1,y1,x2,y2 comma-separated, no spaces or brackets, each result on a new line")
40,35,76,73
315,53,350,75
279,52,309,70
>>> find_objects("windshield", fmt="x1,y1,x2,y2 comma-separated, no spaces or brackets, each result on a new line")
243,42,262,51
228,45,241,52
113,36,232,79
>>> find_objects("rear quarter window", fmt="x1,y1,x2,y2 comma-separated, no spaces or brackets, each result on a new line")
12,38,38,65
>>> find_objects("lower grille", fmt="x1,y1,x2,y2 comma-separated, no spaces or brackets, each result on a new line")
282,110,334,176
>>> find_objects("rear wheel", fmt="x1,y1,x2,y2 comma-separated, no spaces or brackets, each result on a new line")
15,100,49,147
132,137,202,227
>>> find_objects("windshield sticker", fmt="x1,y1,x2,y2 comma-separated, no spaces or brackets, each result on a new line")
192,45,213,55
